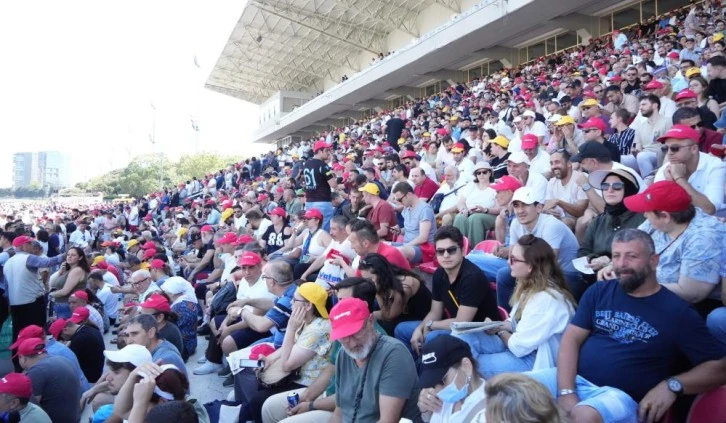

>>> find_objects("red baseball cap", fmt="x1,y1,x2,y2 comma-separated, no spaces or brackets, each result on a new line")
313,140,332,152
644,81,664,90
9,325,43,350
70,307,90,324
12,236,32,248
520,134,539,149
217,232,239,245
200,225,214,233
675,89,698,102
610,75,623,82
149,259,166,270
624,181,691,213
667,51,679,59
401,150,418,159
13,338,46,359
71,290,89,302
205,200,216,207
143,215,152,222
269,207,287,218
48,319,67,340
329,298,371,341
140,241,156,251
221,200,234,209
656,124,700,143
304,208,323,220
237,235,255,245
451,143,466,153
578,117,607,132
0,373,33,399
237,252,262,267
142,249,156,260
140,293,171,314
490,175,523,192
256,193,269,202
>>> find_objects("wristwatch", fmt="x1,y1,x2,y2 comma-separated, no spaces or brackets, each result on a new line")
425,320,434,331
582,183,592,192
666,378,683,396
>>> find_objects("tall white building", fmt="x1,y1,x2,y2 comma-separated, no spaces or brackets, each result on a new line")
13,151,72,189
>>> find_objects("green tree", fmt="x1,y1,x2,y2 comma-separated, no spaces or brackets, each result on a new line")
175,153,239,181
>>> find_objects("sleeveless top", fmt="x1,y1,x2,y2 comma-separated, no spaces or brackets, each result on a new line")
51,269,89,303
402,281,432,321
262,225,292,255
302,229,326,259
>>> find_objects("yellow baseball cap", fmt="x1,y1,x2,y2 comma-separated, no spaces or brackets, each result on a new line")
177,227,189,237
397,138,406,145
555,115,576,126
297,282,328,318
579,98,600,109
423,132,431,137
221,208,234,223
685,67,701,78
92,256,105,267
491,135,509,149
358,183,381,196
714,33,725,42
127,239,139,249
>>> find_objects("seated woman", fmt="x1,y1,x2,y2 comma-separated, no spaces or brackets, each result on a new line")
485,373,562,423
577,169,644,278
455,235,575,379
453,162,499,247
161,277,201,360
260,207,293,258
286,209,331,280
416,335,486,423
242,282,332,422
358,253,432,335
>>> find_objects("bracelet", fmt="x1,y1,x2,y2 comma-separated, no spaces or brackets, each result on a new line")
496,330,508,337
309,400,316,411
558,389,576,397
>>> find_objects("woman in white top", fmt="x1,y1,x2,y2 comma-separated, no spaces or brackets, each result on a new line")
452,161,499,247
289,208,331,280
455,235,576,379
417,335,487,423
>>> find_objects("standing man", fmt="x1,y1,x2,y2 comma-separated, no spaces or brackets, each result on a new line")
303,140,338,231
328,298,422,423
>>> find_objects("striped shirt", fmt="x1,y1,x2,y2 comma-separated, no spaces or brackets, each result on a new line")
607,128,636,155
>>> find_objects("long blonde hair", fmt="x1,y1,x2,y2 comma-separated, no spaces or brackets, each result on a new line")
509,235,576,321
485,373,563,423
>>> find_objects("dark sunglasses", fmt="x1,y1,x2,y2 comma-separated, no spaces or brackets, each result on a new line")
661,144,695,153
601,182,625,191
435,246,460,256
475,170,491,176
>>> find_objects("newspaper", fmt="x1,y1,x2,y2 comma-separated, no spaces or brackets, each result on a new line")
450,320,505,334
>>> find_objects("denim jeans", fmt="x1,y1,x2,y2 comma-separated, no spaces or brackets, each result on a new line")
525,368,638,423
394,320,450,357
707,307,726,348
454,331,536,379
306,201,335,232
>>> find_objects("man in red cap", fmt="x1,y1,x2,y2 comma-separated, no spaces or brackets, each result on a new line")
56,306,106,384
18,338,81,422
671,103,722,154
578,117,621,163
630,93,672,177
520,133,551,178
328,297,421,423
139,293,185,359
448,143,474,183
302,139,338,231
0,373,52,421
68,290,105,331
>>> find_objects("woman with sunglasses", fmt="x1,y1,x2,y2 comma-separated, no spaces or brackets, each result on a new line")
577,169,644,277
454,235,575,378
452,162,499,247
358,253,431,335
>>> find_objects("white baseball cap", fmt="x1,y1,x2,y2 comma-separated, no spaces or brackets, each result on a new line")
103,344,153,368
507,151,531,165
511,187,538,205
523,110,536,118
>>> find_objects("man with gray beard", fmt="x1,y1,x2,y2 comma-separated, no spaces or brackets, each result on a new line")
328,297,422,423
525,229,726,423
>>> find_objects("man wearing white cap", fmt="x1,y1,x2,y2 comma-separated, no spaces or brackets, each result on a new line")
506,152,548,203
522,110,548,145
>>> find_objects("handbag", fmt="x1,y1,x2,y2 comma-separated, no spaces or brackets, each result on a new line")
255,350,300,390
429,184,466,214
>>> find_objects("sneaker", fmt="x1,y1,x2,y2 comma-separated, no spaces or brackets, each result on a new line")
197,356,208,364
193,361,223,375
217,364,231,378
222,374,234,387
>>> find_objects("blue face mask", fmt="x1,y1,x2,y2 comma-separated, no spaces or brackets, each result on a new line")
436,370,469,404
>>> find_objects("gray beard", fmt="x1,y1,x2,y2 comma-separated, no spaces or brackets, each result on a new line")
342,334,376,360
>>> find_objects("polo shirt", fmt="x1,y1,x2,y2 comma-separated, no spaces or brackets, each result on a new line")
655,152,726,211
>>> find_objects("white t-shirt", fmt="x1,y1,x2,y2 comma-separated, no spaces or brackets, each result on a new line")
433,180,467,213
460,183,497,210
315,239,357,289
236,276,276,311
96,284,119,319
524,171,549,203
220,253,238,283
544,171,588,218
529,150,551,176
456,159,475,184
254,219,273,240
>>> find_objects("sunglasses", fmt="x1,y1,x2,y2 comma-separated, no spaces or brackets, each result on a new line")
475,170,491,176
661,144,695,153
435,246,460,256
601,182,625,191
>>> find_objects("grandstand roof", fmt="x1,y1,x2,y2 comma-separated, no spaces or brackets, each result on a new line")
205,0,463,104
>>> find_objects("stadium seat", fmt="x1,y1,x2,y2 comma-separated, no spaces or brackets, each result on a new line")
474,240,501,254
498,306,509,320
686,385,726,423
417,237,469,274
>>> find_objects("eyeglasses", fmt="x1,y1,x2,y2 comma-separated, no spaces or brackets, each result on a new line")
435,246,460,256
601,182,625,191
394,195,406,202
261,275,276,282
582,128,599,133
508,256,527,265
293,297,309,303
661,143,695,153
475,170,491,176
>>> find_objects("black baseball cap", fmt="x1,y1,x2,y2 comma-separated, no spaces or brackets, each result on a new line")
571,141,612,163
418,335,472,388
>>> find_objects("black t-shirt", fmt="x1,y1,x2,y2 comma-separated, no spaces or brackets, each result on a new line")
262,225,291,254
197,241,215,272
431,258,499,322
602,139,621,163
302,158,334,202
489,153,510,180
708,78,726,104
386,118,405,145
69,324,106,383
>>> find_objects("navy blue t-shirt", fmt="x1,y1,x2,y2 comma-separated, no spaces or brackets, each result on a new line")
573,281,726,401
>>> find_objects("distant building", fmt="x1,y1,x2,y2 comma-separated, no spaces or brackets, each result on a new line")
13,151,71,190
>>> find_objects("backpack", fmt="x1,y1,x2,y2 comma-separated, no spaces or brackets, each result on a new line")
210,281,237,316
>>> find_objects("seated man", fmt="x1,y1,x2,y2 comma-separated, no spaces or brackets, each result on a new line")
0,373,51,422
345,219,410,273
124,313,186,376
360,183,397,242
328,297,422,423
527,229,726,423
395,226,499,356
542,149,588,230
467,187,583,309
433,166,466,226
392,183,437,265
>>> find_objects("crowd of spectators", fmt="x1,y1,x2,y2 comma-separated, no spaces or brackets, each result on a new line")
0,1,725,422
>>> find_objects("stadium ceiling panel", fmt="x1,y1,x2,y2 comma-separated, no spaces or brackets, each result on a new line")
206,0,443,104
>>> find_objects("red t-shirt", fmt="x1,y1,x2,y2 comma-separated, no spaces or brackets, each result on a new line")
367,200,398,241
414,178,439,201
377,242,411,270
